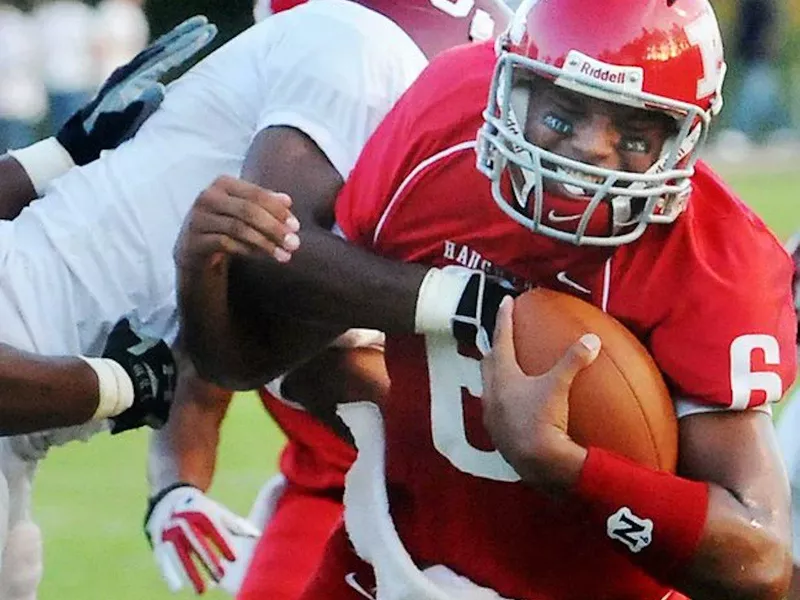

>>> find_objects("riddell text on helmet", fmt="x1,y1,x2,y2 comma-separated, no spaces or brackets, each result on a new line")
579,62,627,84
559,51,644,95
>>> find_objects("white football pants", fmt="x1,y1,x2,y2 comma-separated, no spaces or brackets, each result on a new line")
0,440,41,600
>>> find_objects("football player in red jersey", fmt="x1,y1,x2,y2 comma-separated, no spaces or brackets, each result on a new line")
177,0,797,599
150,1,512,598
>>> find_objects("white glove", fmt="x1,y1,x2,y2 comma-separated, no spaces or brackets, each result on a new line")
145,484,261,595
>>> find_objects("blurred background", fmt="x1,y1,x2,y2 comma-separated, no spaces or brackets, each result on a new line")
0,0,256,153
0,0,798,598
3,0,800,160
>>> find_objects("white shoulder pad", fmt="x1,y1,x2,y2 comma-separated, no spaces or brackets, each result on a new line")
251,0,428,178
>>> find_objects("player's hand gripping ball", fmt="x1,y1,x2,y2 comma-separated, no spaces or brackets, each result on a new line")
512,288,677,471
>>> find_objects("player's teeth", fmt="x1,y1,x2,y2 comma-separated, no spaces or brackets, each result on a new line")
557,167,604,196
563,182,587,195
558,167,603,185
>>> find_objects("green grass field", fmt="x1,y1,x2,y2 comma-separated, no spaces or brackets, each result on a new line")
35,392,285,599
33,164,800,599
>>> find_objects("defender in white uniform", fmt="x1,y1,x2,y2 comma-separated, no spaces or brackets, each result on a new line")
0,3,426,597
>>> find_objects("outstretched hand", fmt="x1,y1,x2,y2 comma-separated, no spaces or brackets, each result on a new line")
56,16,218,165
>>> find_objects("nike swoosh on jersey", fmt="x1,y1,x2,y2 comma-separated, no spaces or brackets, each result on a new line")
345,572,376,600
556,271,591,295
547,210,583,223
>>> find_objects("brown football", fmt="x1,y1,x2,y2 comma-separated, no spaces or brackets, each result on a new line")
512,288,678,472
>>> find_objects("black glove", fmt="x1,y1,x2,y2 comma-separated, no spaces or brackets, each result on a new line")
56,15,217,165
102,318,177,435
416,266,519,355
452,271,519,355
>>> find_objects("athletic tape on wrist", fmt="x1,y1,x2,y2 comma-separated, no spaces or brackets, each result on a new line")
575,447,709,578
414,267,471,335
7,137,76,196
79,356,135,421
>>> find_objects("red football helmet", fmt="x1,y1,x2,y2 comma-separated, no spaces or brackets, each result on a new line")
254,0,512,59
477,0,727,246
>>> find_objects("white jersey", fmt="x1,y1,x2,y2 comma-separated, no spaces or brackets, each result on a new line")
0,0,426,450
0,3,426,594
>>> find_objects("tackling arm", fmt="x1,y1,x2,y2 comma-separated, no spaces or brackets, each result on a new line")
233,127,428,331
144,339,389,595
147,357,233,493
178,126,428,389
0,318,176,435
179,126,512,391
144,351,256,596
0,344,100,433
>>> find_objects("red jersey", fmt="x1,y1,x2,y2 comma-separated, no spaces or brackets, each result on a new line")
259,388,355,490
310,41,797,600
253,0,511,496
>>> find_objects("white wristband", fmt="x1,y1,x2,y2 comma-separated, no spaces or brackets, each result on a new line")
414,267,475,335
79,356,135,421
7,137,75,196
330,329,386,350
